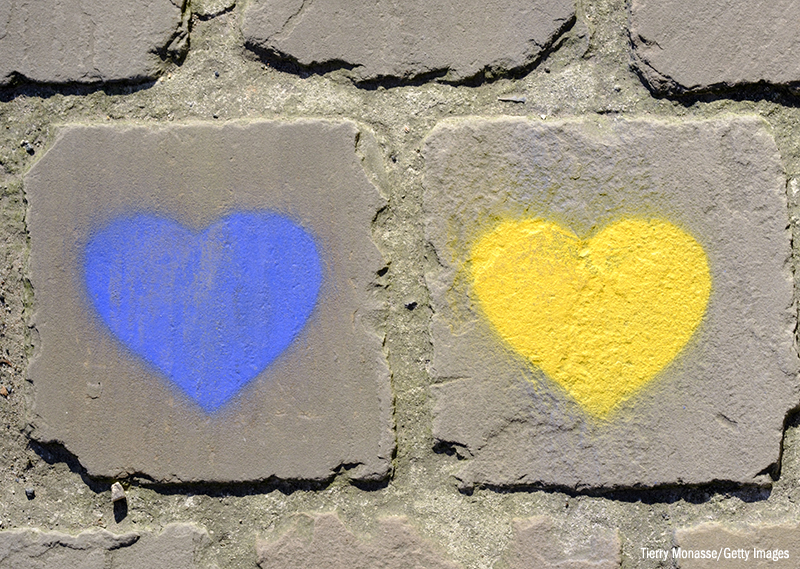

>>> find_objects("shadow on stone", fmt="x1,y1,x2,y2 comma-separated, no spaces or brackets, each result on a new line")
477,481,772,505
244,14,577,90
28,439,109,494
28,438,393,499
113,499,128,523
139,459,394,497
28,437,395,498
629,66,800,106
139,459,393,498
0,78,158,103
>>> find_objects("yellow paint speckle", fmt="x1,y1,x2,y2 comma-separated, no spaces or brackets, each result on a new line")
470,218,711,416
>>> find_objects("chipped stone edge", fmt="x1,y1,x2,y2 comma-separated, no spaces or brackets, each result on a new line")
627,2,800,96
240,1,577,85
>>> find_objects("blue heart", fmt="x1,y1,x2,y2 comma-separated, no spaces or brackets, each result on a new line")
83,213,323,413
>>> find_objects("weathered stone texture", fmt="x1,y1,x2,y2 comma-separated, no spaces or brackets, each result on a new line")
25,120,392,483
0,523,209,569
192,0,235,18
497,517,621,569
424,116,798,490
630,0,800,94
110,524,211,569
675,522,800,568
256,513,459,569
0,0,185,85
241,0,575,83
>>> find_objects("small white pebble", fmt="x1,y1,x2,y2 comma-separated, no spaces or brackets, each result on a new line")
111,482,126,503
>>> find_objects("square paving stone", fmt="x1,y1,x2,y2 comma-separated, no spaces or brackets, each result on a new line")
25,120,392,483
423,116,799,490
241,0,575,84
630,0,800,95
0,0,185,85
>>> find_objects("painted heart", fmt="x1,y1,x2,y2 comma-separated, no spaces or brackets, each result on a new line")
470,218,711,416
84,212,323,412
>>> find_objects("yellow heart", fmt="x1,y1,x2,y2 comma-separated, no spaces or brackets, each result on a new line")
470,218,711,416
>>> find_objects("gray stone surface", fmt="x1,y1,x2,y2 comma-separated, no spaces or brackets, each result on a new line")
0,0,185,85
256,513,459,569
424,116,798,490
630,0,800,95
111,523,211,569
496,517,620,569
674,522,800,568
0,523,209,569
25,120,392,483
241,0,575,83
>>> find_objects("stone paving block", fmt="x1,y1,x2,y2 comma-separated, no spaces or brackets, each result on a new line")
256,513,459,569
423,116,798,490
0,523,209,569
111,523,211,569
241,0,575,83
0,0,185,86
673,522,800,568
496,517,621,569
25,120,392,483
630,0,800,95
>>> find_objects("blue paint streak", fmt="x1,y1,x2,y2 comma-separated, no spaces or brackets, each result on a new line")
84,213,323,412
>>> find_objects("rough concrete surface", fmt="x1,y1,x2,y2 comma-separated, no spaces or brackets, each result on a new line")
630,0,800,95
241,0,575,83
0,0,186,85
2,1,800,569
193,0,236,19
25,120,392,483
496,517,621,569
424,116,798,490
256,513,459,568
674,522,800,568
0,523,210,569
